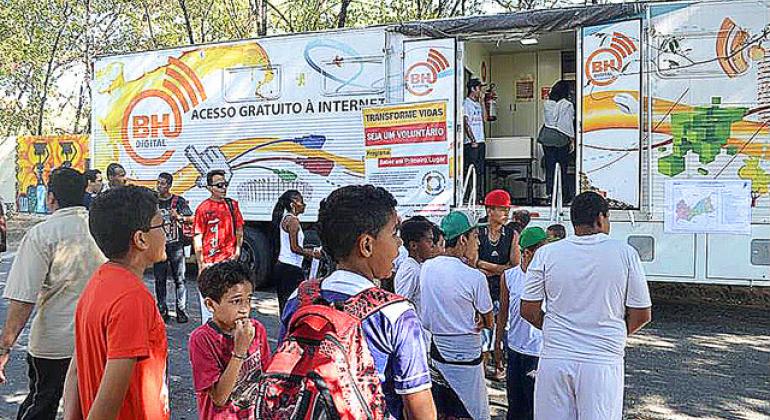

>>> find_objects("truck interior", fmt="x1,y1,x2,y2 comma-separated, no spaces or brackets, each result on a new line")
463,30,577,207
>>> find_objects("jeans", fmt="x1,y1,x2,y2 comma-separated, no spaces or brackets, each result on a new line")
464,142,486,203
506,349,539,420
542,144,570,199
153,244,187,314
17,354,70,420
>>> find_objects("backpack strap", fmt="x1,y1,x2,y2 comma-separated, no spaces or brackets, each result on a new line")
297,279,323,307
343,288,406,321
224,198,237,231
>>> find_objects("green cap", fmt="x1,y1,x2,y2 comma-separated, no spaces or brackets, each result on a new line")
519,227,548,249
440,211,487,241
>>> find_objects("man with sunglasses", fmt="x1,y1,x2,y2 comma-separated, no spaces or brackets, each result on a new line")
193,170,244,324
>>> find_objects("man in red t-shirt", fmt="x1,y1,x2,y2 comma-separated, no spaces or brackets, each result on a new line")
63,186,170,420
194,169,245,271
194,169,245,323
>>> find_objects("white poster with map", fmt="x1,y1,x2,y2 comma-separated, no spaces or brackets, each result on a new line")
665,180,751,234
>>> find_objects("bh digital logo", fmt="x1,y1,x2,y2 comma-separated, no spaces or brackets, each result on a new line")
405,48,451,97
585,32,637,87
121,57,207,165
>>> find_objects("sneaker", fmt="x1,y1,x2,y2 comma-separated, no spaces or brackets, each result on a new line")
177,309,189,324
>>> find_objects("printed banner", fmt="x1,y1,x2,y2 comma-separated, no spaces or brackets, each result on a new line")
581,19,642,209
91,30,387,220
363,101,451,215
402,38,458,210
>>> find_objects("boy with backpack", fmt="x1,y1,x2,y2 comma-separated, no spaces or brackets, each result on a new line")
188,260,271,419
257,185,436,420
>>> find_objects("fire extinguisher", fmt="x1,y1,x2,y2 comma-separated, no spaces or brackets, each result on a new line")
484,83,498,122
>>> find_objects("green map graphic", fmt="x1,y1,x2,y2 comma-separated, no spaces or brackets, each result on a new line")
658,97,747,177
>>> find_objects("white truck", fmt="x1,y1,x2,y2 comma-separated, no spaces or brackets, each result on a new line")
92,0,770,287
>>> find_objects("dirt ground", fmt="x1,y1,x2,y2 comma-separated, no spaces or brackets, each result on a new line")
0,214,768,419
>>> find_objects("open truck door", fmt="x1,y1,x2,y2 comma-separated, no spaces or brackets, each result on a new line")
579,19,643,209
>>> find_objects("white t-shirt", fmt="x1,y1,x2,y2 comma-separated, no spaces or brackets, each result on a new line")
395,257,422,315
420,255,493,336
543,99,575,138
463,98,485,145
392,245,408,273
504,266,543,357
522,233,651,364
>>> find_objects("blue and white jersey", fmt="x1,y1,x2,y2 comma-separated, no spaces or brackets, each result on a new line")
279,270,431,419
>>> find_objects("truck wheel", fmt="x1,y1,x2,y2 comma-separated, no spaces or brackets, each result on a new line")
240,226,273,289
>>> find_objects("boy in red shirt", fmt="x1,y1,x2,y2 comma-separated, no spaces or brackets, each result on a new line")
188,260,271,419
63,186,170,420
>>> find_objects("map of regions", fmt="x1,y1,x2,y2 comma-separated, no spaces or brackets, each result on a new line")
676,195,716,222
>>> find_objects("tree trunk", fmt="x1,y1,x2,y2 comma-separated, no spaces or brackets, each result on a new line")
260,0,267,36
73,82,84,134
337,0,352,28
143,1,158,47
178,0,196,44
37,2,72,136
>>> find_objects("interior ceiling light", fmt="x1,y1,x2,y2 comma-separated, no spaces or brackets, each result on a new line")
520,38,539,45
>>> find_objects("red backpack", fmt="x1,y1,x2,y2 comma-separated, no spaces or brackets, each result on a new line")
255,279,405,420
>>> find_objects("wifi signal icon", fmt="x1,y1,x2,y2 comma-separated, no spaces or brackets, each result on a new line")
717,17,752,78
427,49,450,75
162,57,208,113
609,32,638,59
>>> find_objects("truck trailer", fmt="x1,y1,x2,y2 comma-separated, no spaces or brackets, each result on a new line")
91,0,770,287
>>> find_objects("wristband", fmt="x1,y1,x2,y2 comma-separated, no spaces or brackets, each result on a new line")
232,352,248,360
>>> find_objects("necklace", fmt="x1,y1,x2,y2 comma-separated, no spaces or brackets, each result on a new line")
487,227,503,246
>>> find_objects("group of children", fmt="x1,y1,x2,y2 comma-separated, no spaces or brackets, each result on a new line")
63,179,566,420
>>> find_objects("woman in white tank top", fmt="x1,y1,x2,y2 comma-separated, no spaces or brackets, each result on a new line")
272,190,322,314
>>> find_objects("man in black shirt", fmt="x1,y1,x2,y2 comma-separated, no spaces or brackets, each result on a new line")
154,172,193,323
477,189,520,380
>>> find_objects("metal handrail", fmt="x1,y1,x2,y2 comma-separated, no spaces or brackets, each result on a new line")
549,162,563,223
462,164,479,215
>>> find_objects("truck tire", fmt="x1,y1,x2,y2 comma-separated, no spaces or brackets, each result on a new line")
241,226,273,289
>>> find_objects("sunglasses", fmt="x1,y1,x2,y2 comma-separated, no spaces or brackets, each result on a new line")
210,182,229,189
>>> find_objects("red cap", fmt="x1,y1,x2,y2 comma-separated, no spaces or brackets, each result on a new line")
484,189,511,207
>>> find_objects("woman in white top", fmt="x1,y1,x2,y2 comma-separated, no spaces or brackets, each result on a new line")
537,80,575,200
271,190,322,315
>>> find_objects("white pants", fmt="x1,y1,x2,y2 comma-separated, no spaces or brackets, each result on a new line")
534,358,624,420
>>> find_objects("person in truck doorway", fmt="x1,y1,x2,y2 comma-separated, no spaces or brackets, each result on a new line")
477,189,520,382
464,78,488,203
537,80,575,202
194,169,245,324
271,190,322,316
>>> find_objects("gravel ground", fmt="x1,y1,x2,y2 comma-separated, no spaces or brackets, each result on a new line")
0,216,768,419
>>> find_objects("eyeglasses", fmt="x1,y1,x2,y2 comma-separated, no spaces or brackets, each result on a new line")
146,220,171,231
210,182,228,189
